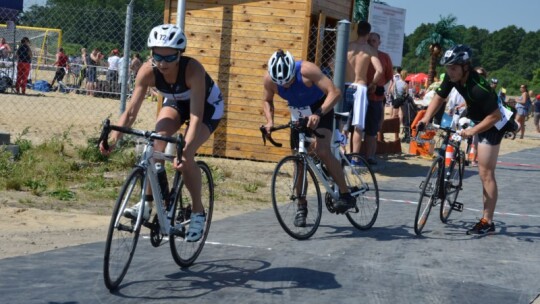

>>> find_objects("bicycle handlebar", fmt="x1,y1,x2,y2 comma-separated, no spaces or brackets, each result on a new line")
259,118,324,147
98,119,185,164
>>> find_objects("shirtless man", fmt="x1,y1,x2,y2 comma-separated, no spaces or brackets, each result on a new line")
344,21,383,163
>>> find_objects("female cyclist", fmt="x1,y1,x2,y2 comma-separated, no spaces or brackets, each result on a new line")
99,24,224,242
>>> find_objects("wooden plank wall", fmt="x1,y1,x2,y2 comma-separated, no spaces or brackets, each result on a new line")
166,0,309,162
310,0,352,21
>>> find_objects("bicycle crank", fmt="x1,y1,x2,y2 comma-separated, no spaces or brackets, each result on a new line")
149,215,163,247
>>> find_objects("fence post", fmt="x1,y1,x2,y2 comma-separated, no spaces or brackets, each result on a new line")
119,0,134,114
177,0,186,29
333,19,350,113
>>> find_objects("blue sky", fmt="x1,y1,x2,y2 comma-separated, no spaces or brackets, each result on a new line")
22,0,540,35
381,0,540,34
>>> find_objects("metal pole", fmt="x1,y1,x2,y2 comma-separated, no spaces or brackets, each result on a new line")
333,20,350,113
176,0,186,28
119,0,134,114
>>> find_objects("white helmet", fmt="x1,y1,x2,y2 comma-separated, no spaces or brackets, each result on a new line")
147,24,187,51
268,50,296,85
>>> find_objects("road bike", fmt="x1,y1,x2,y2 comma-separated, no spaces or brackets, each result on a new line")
261,115,379,240
414,122,466,235
98,119,214,290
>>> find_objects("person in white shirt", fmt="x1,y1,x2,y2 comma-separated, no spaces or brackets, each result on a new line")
107,49,120,93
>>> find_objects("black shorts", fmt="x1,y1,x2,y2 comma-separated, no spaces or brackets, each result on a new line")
290,97,333,149
478,127,505,146
365,100,384,136
162,99,221,133
53,67,66,82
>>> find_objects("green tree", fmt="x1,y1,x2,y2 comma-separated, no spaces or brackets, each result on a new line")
19,0,162,56
414,15,457,85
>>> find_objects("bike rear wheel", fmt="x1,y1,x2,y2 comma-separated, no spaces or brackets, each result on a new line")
103,167,145,290
170,161,214,267
343,154,379,230
271,155,322,240
440,151,464,223
415,158,442,235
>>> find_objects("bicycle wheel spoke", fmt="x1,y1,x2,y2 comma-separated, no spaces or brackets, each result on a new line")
170,161,214,267
415,159,441,235
440,152,464,223
103,168,144,290
272,156,322,240
344,154,379,230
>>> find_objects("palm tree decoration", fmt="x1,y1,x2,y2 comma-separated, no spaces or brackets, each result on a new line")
415,15,457,85
353,0,371,22
353,0,388,22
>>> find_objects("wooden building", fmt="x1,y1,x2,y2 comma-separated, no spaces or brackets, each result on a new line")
163,0,354,162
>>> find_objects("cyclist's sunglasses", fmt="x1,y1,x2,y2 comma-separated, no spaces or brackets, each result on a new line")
152,52,179,63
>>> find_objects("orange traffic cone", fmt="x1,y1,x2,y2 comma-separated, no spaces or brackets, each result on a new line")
468,144,476,163
445,144,454,167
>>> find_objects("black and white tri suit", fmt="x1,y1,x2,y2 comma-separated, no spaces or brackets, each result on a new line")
155,56,223,132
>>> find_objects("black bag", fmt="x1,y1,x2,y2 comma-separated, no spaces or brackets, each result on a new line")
0,75,13,93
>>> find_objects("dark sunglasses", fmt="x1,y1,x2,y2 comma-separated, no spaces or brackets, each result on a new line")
152,52,179,63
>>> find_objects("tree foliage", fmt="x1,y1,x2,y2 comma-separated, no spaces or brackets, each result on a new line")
18,0,163,58
403,21,540,95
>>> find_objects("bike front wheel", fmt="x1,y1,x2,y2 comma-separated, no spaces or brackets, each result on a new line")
271,155,322,240
415,158,442,235
343,154,379,230
103,167,145,290
440,151,464,223
170,161,214,267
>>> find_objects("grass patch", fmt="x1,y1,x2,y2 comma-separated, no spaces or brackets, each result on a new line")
0,133,278,215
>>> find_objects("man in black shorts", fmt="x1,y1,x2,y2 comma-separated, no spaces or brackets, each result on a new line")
418,44,518,235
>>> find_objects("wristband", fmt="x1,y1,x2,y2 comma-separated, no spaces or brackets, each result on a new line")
314,108,323,118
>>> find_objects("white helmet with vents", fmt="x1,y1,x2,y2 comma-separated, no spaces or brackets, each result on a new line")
268,50,296,85
147,24,187,51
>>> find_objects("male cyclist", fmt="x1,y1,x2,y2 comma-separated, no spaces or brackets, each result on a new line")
262,50,356,226
417,44,517,235
99,24,224,242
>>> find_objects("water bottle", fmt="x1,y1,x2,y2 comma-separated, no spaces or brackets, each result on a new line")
155,163,169,201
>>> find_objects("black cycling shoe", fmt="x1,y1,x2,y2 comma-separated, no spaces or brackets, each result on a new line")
333,193,356,213
293,205,308,227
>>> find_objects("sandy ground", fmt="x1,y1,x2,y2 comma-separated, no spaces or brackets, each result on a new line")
1,91,539,259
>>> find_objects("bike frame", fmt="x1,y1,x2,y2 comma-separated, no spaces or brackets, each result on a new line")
296,133,339,200
99,119,185,237
136,142,180,236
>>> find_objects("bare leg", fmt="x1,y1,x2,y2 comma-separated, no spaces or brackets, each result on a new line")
476,142,500,223
156,112,211,214
351,126,363,154
365,135,377,160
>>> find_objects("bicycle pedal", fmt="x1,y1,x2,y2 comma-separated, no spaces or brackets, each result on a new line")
170,225,185,237
452,202,464,212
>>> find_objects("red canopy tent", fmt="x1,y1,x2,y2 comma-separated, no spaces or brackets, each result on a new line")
405,73,428,83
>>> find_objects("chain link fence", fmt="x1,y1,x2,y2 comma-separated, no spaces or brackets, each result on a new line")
1,3,341,160
307,25,338,82
1,3,162,147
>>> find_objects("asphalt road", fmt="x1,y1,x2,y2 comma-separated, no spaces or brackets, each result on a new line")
1,146,539,304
